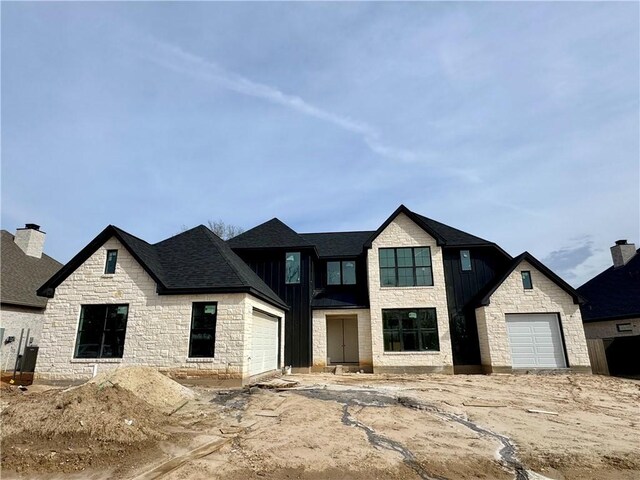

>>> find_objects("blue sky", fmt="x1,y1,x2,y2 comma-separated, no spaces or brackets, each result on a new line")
2,2,638,287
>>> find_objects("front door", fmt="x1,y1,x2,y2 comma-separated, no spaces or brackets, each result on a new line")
326,316,359,364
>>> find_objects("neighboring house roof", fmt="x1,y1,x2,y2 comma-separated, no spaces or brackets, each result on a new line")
1,230,63,309
577,249,640,322
228,218,315,250
363,205,509,254
37,225,288,311
300,231,374,258
476,251,584,307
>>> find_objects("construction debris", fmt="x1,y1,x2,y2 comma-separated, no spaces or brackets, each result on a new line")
252,378,299,390
527,408,559,416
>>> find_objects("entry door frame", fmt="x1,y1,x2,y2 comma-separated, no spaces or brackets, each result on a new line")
326,315,359,365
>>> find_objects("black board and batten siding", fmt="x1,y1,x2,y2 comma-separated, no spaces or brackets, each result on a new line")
233,249,313,368
442,247,511,366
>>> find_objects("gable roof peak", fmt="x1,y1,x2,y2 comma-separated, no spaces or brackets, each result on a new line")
228,216,313,250
477,251,583,307
364,204,497,250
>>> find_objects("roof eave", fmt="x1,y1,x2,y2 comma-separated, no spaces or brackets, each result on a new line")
156,285,289,311
477,252,584,307
37,225,168,298
363,205,447,249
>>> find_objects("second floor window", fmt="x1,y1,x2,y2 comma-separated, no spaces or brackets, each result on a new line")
285,252,301,284
379,247,433,287
327,260,356,285
105,250,118,274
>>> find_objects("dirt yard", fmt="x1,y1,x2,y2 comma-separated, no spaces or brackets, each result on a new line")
1,370,638,480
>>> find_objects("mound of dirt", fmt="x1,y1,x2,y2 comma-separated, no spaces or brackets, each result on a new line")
0,382,169,473
90,366,195,411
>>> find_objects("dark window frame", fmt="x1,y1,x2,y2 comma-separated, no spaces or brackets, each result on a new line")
521,271,533,289
379,247,433,287
285,252,301,285
104,249,118,274
327,260,357,285
382,308,440,352
460,250,472,272
74,304,129,359
189,302,218,358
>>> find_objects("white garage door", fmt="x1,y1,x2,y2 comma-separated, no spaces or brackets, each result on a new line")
506,314,567,368
249,310,279,376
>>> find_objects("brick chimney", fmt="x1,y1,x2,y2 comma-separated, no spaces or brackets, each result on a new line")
610,239,636,268
14,223,46,258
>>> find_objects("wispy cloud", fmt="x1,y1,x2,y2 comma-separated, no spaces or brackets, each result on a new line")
128,34,482,182
543,237,595,283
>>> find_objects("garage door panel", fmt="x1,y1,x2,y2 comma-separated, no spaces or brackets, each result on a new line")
250,311,279,376
506,314,566,368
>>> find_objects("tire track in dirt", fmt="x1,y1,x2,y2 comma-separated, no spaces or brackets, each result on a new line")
293,387,534,480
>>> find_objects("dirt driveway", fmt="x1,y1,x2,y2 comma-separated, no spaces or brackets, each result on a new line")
2,372,639,480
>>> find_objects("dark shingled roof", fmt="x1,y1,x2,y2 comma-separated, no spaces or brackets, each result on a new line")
577,249,640,322
413,213,492,246
363,205,507,253
476,251,583,307
300,231,374,258
311,290,369,309
1,230,63,308
228,218,314,250
38,225,287,310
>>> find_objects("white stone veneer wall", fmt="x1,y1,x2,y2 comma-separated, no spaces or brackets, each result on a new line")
367,213,453,372
311,308,372,368
0,306,45,372
475,260,591,371
36,237,284,383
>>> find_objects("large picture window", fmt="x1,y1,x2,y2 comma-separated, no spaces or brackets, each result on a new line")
379,247,433,287
189,302,217,357
382,308,439,352
327,260,356,285
75,304,129,358
285,252,301,284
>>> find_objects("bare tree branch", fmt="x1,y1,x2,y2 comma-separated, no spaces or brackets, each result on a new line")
207,220,244,240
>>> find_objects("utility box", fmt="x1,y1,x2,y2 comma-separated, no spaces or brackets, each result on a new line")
21,346,39,373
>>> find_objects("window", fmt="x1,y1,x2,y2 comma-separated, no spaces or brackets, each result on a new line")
327,260,356,285
75,304,129,358
460,250,472,271
105,250,118,274
521,271,533,289
382,308,439,352
285,252,300,284
379,247,433,287
189,302,217,357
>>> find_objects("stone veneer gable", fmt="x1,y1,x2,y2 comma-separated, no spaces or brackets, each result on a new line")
367,213,453,373
36,237,284,383
475,260,591,371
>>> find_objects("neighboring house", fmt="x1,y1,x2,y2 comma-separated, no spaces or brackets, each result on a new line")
35,225,287,384
229,205,591,374
1,225,63,372
35,205,591,383
577,240,640,376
